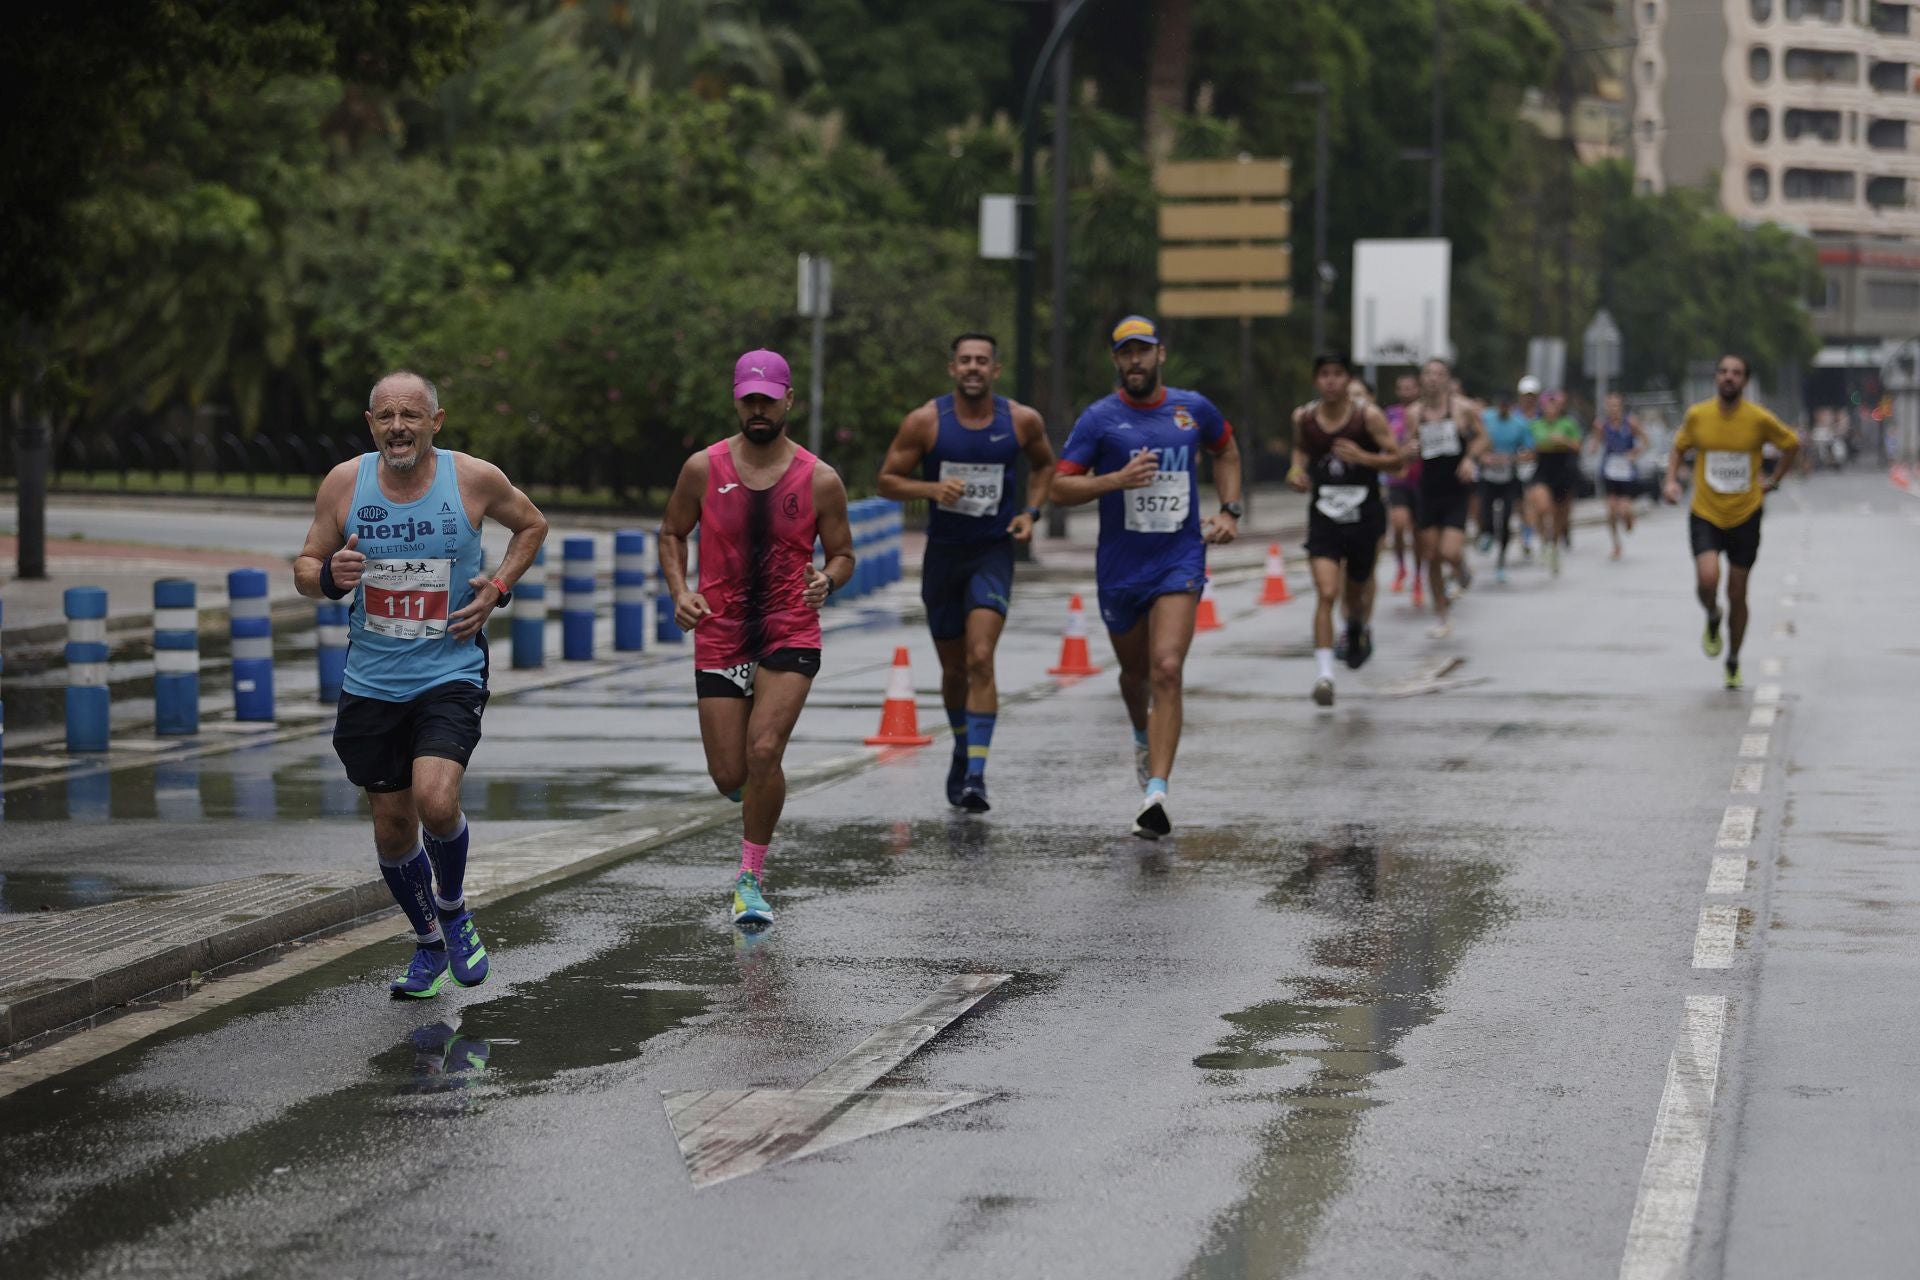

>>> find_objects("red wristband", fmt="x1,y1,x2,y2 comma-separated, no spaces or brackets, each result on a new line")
489,576,510,598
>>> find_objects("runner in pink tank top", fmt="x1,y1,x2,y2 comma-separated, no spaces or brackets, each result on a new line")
659,348,855,931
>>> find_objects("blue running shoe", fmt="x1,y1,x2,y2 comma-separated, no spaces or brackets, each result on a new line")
731,871,773,927
444,911,489,987
389,946,450,999
946,748,967,808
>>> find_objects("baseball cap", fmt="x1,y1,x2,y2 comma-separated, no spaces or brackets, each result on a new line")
1516,375,1542,394
733,349,791,400
1111,315,1162,350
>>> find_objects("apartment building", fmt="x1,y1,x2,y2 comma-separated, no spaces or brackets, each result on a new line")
1631,0,1920,373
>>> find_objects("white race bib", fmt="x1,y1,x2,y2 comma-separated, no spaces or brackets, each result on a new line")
1704,451,1753,495
1315,484,1370,525
362,559,453,641
1124,468,1191,533
1517,461,1539,483
1602,454,1637,482
937,461,1004,519
699,659,758,697
1481,461,1514,484
1418,417,1462,459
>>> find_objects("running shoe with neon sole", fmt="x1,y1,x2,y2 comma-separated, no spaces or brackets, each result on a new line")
389,946,450,1000
1133,791,1171,840
1724,663,1743,691
1702,612,1724,658
731,871,773,927
443,911,489,988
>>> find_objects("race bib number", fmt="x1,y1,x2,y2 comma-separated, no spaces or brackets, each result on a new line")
362,559,452,641
1124,467,1191,533
937,461,1004,519
1602,454,1637,482
1315,484,1370,525
1517,461,1539,483
1704,451,1753,495
1481,461,1514,484
1418,418,1462,459
700,660,758,697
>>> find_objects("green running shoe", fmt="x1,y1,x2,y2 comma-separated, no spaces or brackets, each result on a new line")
731,871,773,927
1724,663,1742,691
1702,611,1724,658
389,946,450,999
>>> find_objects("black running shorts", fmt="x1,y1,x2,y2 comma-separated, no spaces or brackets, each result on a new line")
1689,510,1762,570
334,680,489,793
1305,513,1385,583
694,647,822,699
1532,452,1580,501
1416,486,1471,531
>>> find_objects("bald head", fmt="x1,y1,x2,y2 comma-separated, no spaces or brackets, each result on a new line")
370,370,438,413
365,370,444,473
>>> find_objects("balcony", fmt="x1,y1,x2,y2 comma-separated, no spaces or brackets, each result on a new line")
1783,167,1858,201
1783,107,1844,141
1784,0,1846,20
1872,3,1912,36
1870,61,1912,94
1867,176,1911,208
1868,118,1911,151
1785,48,1860,85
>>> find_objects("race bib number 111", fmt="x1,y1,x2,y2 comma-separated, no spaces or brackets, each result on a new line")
363,559,453,640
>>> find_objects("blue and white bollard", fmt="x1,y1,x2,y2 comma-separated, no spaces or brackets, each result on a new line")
512,545,547,669
64,586,110,753
657,532,686,644
227,568,274,721
152,579,199,735
887,500,904,584
562,535,596,661
314,600,348,702
614,529,650,652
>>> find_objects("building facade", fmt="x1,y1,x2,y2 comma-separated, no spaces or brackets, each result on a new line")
1631,0,1920,374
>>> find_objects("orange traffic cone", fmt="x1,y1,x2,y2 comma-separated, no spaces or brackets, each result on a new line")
1048,594,1104,676
1195,575,1224,632
865,646,934,746
1259,543,1295,604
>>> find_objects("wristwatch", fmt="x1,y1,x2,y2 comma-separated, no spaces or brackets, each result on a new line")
1023,505,1042,520
1219,501,1245,519
488,576,512,606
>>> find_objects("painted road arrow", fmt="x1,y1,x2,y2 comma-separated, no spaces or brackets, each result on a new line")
662,972,1011,1187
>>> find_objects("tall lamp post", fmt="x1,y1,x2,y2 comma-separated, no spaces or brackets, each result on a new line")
1291,80,1332,355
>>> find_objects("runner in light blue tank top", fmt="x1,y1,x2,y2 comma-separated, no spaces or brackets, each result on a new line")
296,371,549,1001
343,447,487,701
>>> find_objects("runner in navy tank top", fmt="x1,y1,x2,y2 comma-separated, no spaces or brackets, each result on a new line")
295,370,549,999
659,348,855,929
877,332,1054,813
1590,390,1648,559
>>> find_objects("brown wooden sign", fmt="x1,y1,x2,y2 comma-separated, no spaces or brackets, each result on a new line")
1155,157,1292,320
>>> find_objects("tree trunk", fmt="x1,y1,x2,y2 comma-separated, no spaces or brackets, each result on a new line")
1145,0,1193,165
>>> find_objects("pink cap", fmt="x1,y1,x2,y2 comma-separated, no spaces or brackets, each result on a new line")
733,349,791,400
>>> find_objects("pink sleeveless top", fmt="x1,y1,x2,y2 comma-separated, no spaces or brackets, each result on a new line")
694,439,823,668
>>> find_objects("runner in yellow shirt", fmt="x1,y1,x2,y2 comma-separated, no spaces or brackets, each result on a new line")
1661,354,1800,689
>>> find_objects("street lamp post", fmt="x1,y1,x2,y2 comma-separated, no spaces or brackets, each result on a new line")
1291,80,1331,355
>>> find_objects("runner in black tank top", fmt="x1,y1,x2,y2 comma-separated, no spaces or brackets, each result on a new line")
1403,357,1488,640
1289,352,1406,707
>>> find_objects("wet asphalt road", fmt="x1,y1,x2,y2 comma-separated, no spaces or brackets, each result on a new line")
3,473,1917,1278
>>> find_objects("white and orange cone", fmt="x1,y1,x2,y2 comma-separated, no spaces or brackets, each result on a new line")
864,646,934,746
1195,575,1224,632
1048,594,1104,676
1259,543,1294,605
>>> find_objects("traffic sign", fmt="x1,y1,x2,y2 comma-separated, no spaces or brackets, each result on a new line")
1584,307,1622,380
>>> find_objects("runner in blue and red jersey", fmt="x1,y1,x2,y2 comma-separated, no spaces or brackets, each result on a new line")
1049,315,1242,840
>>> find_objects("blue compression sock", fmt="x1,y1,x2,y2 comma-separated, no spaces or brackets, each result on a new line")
964,712,996,778
1146,776,1169,798
423,815,470,920
379,847,445,945
1133,728,1150,750
947,707,968,752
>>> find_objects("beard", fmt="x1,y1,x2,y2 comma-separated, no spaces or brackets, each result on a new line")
1122,366,1160,396
381,438,420,471
742,417,786,446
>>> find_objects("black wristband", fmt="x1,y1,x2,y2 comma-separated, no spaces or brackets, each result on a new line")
318,555,350,601
1023,505,1042,520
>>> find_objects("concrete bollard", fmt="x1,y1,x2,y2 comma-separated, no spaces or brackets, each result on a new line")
153,579,200,735
64,586,110,753
227,568,274,721
314,601,348,702
511,545,547,669
614,529,650,652
562,535,596,661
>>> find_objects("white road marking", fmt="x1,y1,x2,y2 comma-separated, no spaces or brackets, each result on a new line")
1731,764,1763,794
1779,596,1797,608
1691,905,1740,969
1618,996,1730,1280
1771,620,1795,637
1738,734,1770,759
1748,706,1776,729
1754,684,1781,705
1783,573,1800,587
1760,658,1783,677
1706,856,1747,895
1716,806,1756,847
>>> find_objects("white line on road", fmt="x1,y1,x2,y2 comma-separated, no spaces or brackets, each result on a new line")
1692,905,1740,969
1779,596,1797,608
1706,856,1747,895
1760,658,1783,677
1748,706,1777,729
1619,996,1730,1280
1783,573,1800,587
1771,621,1795,637
1754,684,1781,705
1716,807,1756,848
1730,764,1763,794
1738,734,1770,759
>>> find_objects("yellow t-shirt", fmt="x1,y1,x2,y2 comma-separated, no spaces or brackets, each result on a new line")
1673,398,1798,529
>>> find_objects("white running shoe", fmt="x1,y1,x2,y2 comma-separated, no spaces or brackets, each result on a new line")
1133,790,1171,839
1428,621,1452,639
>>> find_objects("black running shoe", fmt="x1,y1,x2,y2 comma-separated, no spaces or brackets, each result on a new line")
958,777,990,813
946,747,967,807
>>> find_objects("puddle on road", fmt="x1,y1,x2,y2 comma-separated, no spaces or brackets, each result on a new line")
1185,825,1506,1280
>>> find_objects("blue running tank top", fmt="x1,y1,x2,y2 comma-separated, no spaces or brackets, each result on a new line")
342,448,487,701
922,394,1022,545
1601,417,1636,456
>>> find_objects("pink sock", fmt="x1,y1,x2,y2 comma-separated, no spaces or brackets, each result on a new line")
740,839,769,877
